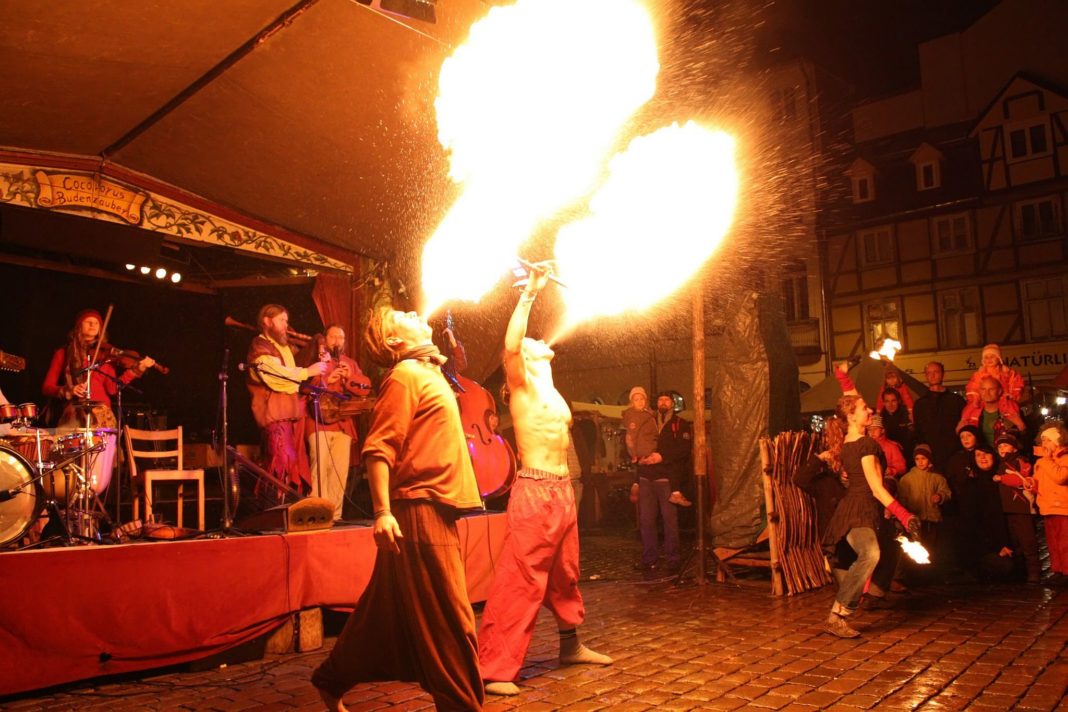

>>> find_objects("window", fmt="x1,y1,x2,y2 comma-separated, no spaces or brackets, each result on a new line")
1015,196,1061,240
781,271,810,322
859,227,893,266
852,175,874,203
937,288,981,348
773,87,797,122
1008,121,1051,162
917,162,940,190
865,300,901,351
1023,277,1068,339
932,213,971,253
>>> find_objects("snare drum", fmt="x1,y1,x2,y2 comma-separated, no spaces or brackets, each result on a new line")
52,428,118,494
0,445,41,547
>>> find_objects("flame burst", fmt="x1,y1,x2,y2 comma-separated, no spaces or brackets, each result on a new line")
871,338,902,361
554,122,739,326
897,535,931,564
421,0,659,314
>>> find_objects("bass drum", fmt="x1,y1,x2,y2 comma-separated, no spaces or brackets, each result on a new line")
0,446,41,547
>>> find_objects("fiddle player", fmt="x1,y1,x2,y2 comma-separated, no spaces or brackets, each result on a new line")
305,325,371,521
246,304,328,504
311,306,484,711
41,309,155,428
478,262,612,697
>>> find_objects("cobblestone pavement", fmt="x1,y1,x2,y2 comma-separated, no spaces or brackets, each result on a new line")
5,528,1067,711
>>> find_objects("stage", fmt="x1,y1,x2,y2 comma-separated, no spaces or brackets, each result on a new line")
0,512,507,697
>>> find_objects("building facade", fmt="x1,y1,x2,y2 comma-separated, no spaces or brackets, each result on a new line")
819,0,1068,389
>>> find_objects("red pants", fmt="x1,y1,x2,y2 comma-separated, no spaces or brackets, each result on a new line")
1046,515,1068,574
478,475,584,682
259,419,309,502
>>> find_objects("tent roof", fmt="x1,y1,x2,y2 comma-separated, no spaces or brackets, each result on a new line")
0,0,491,261
800,357,928,414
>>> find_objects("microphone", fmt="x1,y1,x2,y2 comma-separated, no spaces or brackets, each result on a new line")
0,488,20,502
237,362,256,373
221,347,230,371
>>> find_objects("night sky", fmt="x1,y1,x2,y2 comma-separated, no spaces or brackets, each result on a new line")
751,0,1001,98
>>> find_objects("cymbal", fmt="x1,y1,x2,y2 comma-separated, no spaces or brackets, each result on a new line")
71,400,108,410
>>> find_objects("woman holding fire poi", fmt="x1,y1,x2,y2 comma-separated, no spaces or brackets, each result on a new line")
824,364,920,637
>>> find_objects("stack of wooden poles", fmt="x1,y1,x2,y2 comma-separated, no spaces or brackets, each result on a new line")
759,431,833,596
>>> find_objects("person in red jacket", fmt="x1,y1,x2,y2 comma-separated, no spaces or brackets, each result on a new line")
41,309,155,427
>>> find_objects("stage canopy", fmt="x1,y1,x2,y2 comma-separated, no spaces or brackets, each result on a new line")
0,0,494,268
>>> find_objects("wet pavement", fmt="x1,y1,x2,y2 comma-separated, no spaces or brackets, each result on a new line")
4,526,1067,711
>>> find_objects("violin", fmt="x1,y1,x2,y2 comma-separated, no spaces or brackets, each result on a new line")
98,343,170,375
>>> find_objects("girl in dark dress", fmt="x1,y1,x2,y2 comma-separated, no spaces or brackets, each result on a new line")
823,393,920,638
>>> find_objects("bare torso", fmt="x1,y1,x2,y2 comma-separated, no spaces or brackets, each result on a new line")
509,374,572,474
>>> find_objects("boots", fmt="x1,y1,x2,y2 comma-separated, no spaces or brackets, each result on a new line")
825,601,860,638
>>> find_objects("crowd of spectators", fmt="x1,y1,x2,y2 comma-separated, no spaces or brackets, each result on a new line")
825,348,1068,588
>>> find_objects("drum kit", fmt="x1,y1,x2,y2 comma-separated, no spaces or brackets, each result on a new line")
0,400,118,548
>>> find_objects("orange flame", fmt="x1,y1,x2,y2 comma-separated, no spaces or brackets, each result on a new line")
421,0,659,314
896,535,930,564
554,122,738,326
870,338,902,361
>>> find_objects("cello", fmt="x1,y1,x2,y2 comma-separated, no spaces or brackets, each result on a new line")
443,312,517,500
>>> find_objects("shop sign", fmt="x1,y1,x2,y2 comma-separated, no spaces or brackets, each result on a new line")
34,170,146,224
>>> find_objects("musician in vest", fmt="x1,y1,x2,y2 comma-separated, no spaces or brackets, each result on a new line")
246,304,327,503
312,306,484,711
305,325,371,521
479,262,612,697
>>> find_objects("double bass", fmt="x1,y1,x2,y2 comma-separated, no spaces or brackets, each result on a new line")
443,312,517,500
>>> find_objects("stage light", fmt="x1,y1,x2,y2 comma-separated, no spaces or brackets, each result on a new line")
1057,396,1067,406
1041,407,1050,416
170,272,182,284
125,264,135,271
139,266,150,275
155,268,167,279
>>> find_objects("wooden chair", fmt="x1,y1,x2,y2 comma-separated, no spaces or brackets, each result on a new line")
124,426,205,530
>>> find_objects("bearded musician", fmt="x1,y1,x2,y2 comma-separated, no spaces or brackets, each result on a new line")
302,324,372,521
41,309,155,428
246,304,328,503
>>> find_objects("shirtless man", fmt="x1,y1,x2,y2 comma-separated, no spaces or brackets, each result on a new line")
478,262,612,697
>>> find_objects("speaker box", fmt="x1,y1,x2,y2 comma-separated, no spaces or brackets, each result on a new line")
236,497,334,533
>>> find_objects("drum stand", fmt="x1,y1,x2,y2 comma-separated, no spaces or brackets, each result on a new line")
20,442,109,549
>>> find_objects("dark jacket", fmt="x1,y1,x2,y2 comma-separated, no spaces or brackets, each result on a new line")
793,453,846,541
636,412,692,490
913,389,966,471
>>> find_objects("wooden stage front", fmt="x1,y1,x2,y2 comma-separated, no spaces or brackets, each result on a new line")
0,512,507,697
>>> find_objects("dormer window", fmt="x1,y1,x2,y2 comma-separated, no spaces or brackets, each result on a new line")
847,158,876,204
1008,121,1050,162
853,175,873,202
910,143,943,191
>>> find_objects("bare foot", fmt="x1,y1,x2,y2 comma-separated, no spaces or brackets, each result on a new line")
485,681,521,696
317,687,349,711
560,644,613,665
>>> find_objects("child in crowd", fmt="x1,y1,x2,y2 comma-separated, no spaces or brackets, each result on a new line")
991,432,1041,583
1031,424,1068,584
897,444,952,570
960,343,1024,426
875,365,914,422
622,386,657,465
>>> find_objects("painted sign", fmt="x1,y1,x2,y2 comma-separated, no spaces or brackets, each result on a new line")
0,162,351,273
35,171,147,224
889,343,1068,385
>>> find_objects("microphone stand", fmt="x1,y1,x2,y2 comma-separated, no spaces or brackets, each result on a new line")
218,348,234,530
